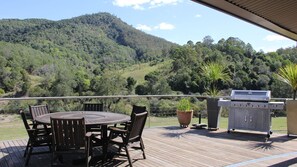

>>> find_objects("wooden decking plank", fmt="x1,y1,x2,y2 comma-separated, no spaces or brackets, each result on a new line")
144,137,224,166
2,127,297,166
7,140,23,167
179,133,270,161
0,141,9,167
145,143,210,167
13,139,28,165
144,129,260,165
5,140,21,166
2,140,16,167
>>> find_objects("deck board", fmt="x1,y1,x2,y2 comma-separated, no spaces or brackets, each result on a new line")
1,127,297,167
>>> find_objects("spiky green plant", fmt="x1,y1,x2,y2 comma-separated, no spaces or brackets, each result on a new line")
275,63,297,100
176,98,192,112
201,62,231,96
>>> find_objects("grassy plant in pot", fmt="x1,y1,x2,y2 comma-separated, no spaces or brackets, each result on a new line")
275,63,297,136
201,62,231,130
176,98,193,128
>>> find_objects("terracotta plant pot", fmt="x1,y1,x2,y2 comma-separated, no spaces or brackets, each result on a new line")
177,110,193,128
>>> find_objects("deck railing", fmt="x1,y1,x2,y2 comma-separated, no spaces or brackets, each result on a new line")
0,95,287,128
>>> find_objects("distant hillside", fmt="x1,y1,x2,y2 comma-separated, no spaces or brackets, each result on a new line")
0,13,176,67
1,12,295,101
0,12,176,97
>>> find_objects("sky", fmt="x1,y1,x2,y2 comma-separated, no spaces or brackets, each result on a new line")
0,0,296,53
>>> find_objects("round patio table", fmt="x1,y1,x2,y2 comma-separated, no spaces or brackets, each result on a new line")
35,111,130,125
35,111,130,160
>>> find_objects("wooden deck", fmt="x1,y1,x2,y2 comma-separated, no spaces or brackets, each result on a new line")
1,126,297,167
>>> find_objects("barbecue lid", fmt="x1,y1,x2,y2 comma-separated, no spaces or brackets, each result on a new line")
230,90,271,101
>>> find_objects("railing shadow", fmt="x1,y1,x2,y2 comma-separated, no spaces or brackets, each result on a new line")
268,157,297,167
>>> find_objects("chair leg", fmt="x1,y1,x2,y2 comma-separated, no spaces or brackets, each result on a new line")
124,146,133,167
140,139,146,159
118,145,122,153
25,146,33,166
51,152,55,166
23,140,30,157
140,138,145,149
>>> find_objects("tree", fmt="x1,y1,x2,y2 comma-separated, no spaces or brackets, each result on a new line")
74,69,90,95
202,35,214,47
92,71,127,95
50,68,76,96
126,77,136,94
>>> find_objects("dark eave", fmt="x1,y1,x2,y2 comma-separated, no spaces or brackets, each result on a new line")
192,0,297,41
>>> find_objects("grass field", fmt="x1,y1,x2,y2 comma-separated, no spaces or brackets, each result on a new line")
120,60,171,85
0,114,287,141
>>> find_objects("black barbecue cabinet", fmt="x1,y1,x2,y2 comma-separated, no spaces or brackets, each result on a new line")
219,90,284,138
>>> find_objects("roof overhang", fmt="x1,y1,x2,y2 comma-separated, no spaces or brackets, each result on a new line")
192,0,297,41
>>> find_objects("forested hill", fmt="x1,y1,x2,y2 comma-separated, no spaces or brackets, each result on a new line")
0,12,176,97
0,12,176,65
1,12,297,100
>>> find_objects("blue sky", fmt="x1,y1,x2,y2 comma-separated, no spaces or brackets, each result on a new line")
0,0,296,52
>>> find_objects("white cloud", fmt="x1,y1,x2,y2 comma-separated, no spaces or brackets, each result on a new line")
135,22,175,31
195,14,202,18
149,0,180,7
257,43,295,53
136,24,152,31
264,34,289,42
112,0,149,7
112,0,181,10
155,22,175,30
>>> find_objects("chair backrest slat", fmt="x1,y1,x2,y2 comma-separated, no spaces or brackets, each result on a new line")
51,117,86,151
29,105,49,121
127,112,148,143
83,103,103,111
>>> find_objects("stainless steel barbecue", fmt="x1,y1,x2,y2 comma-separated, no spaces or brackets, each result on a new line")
218,90,284,138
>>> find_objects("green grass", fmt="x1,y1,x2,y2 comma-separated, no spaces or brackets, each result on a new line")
0,115,287,141
121,60,171,85
0,115,27,141
147,116,287,134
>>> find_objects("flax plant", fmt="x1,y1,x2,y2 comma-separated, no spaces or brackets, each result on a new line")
201,62,231,97
275,63,297,100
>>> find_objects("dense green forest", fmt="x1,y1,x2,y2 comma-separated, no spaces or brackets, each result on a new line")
0,12,296,100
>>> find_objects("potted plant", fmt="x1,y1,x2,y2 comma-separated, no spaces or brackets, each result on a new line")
176,98,193,128
275,63,297,136
201,62,231,130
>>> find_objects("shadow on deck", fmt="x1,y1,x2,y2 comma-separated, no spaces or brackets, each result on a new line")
1,126,297,167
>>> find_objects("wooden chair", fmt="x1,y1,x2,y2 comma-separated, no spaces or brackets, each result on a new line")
117,105,147,129
20,110,51,166
83,103,105,148
108,111,148,167
83,103,103,111
83,103,104,134
29,104,51,131
50,117,92,167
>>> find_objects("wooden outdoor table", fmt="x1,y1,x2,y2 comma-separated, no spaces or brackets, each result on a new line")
35,111,130,160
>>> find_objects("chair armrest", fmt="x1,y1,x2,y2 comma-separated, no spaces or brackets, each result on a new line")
86,132,92,138
108,126,127,134
120,120,131,126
